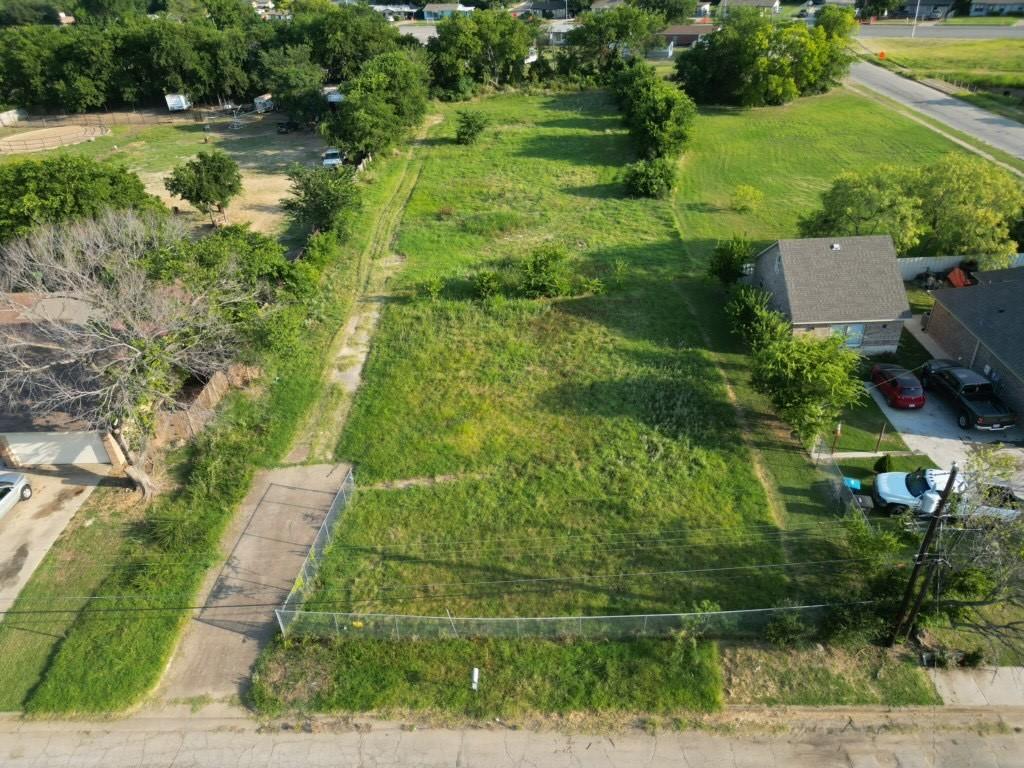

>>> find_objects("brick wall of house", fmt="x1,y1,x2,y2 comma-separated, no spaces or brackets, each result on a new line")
926,302,1024,417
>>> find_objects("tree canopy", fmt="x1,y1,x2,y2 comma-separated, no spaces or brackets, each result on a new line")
321,49,429,158
259,44,326,125
566,5,665,74
427,9,536,97
674,8,853,107
164,149,243,223
0,155,161,242
800,154,1024,268
281,164,362,236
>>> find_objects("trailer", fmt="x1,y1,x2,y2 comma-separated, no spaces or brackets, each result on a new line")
164,93,192,112
254,94,275,113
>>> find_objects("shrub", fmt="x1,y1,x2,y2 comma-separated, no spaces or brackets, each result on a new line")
418,275,445,301
707,235,753,285
730,184,764,213
763,610,811,647
473,269,503,298
623,158,676,199
874,454,895,473
725,286,787,350
517,244,574,298
455,110,490,145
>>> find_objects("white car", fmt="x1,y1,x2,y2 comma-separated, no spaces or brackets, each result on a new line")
872,467,965,516
321,148,344,168
0,472,32,521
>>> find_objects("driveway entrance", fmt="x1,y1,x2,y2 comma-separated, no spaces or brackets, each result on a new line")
158,463,350,701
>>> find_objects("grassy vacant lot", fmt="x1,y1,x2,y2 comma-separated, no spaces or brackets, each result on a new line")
722,645,941,705
253,88,960,715
859,37,1024,89
941,15,1020,25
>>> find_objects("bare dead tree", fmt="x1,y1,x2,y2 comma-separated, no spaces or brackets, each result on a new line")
930,446,1024,658
0,211,255,499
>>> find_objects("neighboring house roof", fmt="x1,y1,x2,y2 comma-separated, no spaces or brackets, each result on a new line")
423,3,462,10
755,235,911,325
660,23,717,37
931,268,1024,377
971,0,1017,4
722,0,779,6
531,0,567,10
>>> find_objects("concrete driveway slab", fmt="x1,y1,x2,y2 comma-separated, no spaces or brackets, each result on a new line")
158,463,350,701
932,667,1024,706
868,384,1024,477
0,464,112,617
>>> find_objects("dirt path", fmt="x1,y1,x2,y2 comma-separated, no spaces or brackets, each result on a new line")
285,157,424,464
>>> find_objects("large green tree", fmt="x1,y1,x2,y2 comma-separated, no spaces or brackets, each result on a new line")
164,150,243,224
285,0,402,82
798,166,925,255
801,155,1024,268
260,44,326,124
0,155,161,242
321,49,428,158
917,154,1024,268
615,62,696,158
281,164,361,235
428,9,536,95
635,0,696,23
567,5,665,73
675,8,852,106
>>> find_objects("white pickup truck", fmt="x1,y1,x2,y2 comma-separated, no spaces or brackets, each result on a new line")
872,468,965,516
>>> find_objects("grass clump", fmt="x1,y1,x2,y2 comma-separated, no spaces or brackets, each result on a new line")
252,634,723,717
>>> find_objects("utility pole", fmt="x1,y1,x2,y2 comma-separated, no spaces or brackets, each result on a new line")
888,464,958,646
902,558,940,642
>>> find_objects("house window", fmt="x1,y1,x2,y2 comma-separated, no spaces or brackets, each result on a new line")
832,323,865,348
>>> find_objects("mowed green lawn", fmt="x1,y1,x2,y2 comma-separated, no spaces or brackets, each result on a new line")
255,89,959,715
859,38,1024,88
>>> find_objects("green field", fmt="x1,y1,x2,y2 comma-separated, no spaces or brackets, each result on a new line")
252,88,960,715
941,15,1020,25
860,37,1024,89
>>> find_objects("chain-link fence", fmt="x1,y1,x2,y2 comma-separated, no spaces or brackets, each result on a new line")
275,468,355,636
810,437,875,530
276,602,849,640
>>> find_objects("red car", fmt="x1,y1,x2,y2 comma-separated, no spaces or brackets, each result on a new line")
871,364,926,409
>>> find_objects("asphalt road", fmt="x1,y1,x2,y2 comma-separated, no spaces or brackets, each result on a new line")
2,706,1023,768
857,23,1024,38
848,61,1024,161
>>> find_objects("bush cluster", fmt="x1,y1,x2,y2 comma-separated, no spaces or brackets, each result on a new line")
725,286,862,442
458,244,604,302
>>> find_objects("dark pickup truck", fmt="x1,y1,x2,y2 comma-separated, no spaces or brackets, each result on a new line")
921,359,1017,431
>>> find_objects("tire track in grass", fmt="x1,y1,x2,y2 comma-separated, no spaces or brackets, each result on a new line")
286,124,432,463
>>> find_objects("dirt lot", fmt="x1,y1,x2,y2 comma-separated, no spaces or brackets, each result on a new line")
139,122,328,238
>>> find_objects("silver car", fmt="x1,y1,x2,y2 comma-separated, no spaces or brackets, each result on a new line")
0,472,32,521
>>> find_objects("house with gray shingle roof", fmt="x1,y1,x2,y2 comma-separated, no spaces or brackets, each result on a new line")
925,267,1024,419
750,235,911,355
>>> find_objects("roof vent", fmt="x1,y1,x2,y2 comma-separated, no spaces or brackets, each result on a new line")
830,243,841,252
